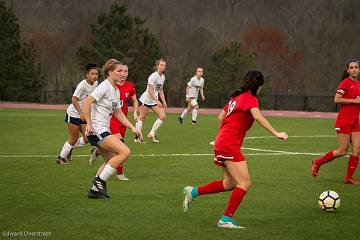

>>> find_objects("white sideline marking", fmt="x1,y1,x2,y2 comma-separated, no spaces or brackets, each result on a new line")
245,135,335,139
242,147,322,156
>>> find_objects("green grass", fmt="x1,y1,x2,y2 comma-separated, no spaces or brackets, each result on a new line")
0,108,358,240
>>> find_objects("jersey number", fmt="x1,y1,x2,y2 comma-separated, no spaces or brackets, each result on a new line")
226,100,236,116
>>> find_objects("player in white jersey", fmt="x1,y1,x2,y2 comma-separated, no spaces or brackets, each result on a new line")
178,67,205,125
136,59,167,143
83,59,142,199
56,64,99,165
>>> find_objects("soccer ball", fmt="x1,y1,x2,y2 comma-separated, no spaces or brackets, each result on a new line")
318,190,340,211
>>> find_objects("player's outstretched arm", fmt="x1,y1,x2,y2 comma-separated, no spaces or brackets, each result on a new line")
250,107,288,141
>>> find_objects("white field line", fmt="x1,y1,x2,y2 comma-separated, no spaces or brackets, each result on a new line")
245,135,335,139
242,147,323,156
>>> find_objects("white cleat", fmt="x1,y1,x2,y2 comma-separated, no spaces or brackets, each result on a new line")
217,216,245,229
116,174,130,181
147,133,159,143
183,186,194,213
209,140,215,146
89,147,98,167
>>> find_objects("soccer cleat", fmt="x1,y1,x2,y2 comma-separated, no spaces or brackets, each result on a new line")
147,133,159,143
56,156,69,165
209,140,215,146
89,147,98,167
92,176,110,198
183,186,194,213
116,174,130,181
217,216,245,229
344,178,360,185
134,136,145,143
87,189,103,199
66,148,73,161
311,159,320,177
191,120,197,125
178,117,183,124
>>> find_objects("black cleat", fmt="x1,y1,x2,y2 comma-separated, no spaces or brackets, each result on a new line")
88,189,109,199
66,148,73,161
87,189,104,199
56,156,69,165
91,176,110,198
178,117,183,124
191,120,197,125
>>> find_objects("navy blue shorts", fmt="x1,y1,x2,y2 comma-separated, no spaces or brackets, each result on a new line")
88,131,111,146
140,101,157,108
64,114,86,126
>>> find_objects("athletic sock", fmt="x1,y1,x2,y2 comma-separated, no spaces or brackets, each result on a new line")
98,164,117,181
224,187,247,217
180,109,188,119
192,109,198,122
197,180,225,196
150,119,164,135
345,155,359,179
117,165,124,174
73,137,85,148
135,120,143,132
316,151,335,165
60,141,73,159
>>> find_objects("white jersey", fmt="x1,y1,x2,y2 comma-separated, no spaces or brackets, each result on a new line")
90,80,122,134
66,79,98,118
186,76,204,100
139,71,165,105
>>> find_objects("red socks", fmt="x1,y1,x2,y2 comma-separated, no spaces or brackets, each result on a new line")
224,187,247,217
117,165,123,174
317,151,335,165
198,180,225,195
345,155,359,179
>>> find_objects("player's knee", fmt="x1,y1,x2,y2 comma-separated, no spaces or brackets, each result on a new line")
118,146,130,159
237,179,251,191
67,138,77,146
159,115,166,121
337,149,347,157
139,115,146,121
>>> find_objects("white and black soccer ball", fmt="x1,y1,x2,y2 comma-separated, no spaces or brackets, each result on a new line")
318,190,340,211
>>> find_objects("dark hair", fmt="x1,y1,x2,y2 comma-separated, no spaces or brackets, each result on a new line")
230,70,264,98
340,58,359,81
86,63,99,73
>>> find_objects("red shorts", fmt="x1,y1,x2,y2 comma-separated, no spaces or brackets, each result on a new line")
213,150,245,167
110,121,127,138
335,122,360,134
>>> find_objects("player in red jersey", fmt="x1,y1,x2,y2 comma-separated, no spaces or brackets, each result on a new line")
311,59,360,184
182,70,288,229
89,64,139,181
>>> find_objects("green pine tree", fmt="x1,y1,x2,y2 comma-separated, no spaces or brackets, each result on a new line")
0,1,42,101
77,4,162,91
206,42,256,94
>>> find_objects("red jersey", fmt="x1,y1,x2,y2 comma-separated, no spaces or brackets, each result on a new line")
214,92,259,154
110,81,136,124
335,77,360,126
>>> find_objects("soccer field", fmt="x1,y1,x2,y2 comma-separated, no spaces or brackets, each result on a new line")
0,108,358,240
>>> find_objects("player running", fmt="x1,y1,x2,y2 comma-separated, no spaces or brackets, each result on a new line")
56,63,99,165
182,70,288,229
83,59,142,199
89,64,139,181
178,67,205,125
135,59,167,143
311,59,360,184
